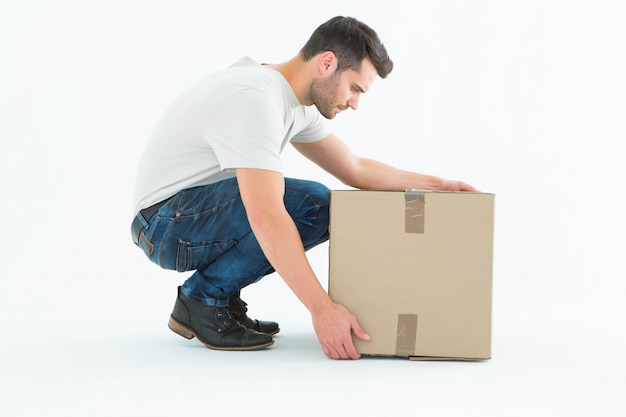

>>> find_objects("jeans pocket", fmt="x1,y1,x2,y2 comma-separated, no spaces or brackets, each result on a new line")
175,239,236,272
138,230,155,257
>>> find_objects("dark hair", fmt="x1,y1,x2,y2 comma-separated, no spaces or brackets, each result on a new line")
300,16,393,78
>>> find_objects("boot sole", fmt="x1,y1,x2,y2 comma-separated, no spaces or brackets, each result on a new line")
168,316,274,351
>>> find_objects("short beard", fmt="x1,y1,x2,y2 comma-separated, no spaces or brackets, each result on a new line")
310,72,341,119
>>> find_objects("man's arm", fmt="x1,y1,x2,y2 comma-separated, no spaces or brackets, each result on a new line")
292,133,477,192
235,168,370,359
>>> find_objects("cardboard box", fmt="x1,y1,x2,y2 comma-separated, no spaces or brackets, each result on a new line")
328,190,495,360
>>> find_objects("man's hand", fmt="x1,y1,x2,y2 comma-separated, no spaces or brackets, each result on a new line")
311,301,370,360
439,179,478,192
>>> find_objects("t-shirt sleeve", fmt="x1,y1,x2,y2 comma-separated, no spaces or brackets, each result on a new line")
204,89,285,173
291,107,331,143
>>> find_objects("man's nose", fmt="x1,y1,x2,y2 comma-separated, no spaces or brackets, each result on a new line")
347,94,360,110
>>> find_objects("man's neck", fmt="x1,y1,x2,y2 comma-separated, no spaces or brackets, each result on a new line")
266,55,313,106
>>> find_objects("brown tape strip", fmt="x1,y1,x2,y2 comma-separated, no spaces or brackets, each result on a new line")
395,313,418,357
405,190,425,234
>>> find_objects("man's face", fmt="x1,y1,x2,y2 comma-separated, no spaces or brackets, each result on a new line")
310,58,377,119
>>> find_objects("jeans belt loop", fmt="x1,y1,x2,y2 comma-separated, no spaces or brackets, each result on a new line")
131,197,171,245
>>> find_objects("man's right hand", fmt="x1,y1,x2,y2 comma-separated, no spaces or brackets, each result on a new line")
311,301,370,360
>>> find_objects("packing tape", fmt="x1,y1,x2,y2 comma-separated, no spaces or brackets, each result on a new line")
395,313,418,356
405,190,425,234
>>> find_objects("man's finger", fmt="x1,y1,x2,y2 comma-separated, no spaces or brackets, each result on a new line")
351,320,370,341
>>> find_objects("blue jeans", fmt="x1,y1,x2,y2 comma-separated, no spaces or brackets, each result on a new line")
135,177,330,307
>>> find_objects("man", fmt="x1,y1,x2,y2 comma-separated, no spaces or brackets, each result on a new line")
131,16,476,360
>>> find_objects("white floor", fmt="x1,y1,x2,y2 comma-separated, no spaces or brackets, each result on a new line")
2,243,624,417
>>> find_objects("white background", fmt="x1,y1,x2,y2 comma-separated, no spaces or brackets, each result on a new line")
1,1,625,416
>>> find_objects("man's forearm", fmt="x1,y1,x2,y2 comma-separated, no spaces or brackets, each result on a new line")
348,157,444,190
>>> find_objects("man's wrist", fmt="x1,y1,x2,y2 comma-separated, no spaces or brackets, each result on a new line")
308,293,334,316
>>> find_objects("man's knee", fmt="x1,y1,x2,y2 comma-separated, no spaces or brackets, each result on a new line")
299,180,330,206
285,178,329,204
284,179,330,224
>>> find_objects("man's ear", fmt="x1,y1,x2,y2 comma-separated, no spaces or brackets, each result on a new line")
317,51,337,77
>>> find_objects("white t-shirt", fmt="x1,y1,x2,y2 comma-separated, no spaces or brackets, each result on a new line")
133,57,331,213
